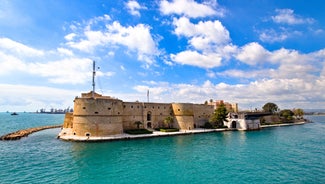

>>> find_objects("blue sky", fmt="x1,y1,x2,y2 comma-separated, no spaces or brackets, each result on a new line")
0,0,325,112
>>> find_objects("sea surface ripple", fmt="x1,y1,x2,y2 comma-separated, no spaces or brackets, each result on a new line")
0,113,324,183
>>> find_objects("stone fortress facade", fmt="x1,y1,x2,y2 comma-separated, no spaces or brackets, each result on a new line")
60,91,239,138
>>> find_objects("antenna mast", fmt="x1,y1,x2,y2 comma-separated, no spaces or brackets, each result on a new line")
147,89,149,103
92,60,96,98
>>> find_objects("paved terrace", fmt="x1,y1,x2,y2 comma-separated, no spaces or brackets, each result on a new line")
58,128,228,142
1,121,307,141
58,121,308,142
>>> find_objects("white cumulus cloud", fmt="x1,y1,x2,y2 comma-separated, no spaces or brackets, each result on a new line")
126,0,146,16
0,37,44,57
173,17,230,50
169,17,231,68
236,42,270,65
171,50,222,68
272,9,314,25
66,17,158,65
0,38,102,84
160,0,222,18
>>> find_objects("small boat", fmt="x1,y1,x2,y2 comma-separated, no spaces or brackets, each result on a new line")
11,112,18,116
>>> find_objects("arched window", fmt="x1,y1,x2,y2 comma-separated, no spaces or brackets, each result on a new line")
147,111,152,121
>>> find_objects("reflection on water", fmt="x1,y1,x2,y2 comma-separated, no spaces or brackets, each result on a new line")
0,115,324,183
238,131,247,145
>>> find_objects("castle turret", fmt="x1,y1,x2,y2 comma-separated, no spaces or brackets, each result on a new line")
71,93,124,137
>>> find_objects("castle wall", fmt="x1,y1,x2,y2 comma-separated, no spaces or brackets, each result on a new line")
193,104,214,128
61,92,226,138
72,97,124,136
63,112,73,128
174,115,194,130
172,103,195,129
122,102,173,129
73,97,123,116
73,115,123,136
170,103,215,129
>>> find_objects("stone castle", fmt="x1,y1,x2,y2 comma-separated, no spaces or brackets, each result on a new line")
58,61,242,140
59,91,238,139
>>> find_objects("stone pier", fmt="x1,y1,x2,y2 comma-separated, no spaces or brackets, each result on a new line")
0,125,62,140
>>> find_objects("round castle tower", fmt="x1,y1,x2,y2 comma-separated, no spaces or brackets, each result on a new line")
71,92,124,137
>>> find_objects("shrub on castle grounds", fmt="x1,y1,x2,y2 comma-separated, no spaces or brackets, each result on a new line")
209,104,228,128
124,129,153,135
154,128,179,132
159,128,179,132
134,121,143,129
200,122,213,129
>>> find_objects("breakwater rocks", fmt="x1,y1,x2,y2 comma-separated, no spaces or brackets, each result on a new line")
0,125,62,141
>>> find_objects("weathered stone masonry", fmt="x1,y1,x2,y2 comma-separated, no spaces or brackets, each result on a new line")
61,92,215,137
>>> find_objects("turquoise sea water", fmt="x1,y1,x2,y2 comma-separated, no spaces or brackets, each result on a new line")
0,113,324,184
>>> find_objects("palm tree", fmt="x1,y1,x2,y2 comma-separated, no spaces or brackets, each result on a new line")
164,116,174,128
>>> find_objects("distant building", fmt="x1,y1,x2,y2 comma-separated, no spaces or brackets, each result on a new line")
224,112,269,130
208,100,238,113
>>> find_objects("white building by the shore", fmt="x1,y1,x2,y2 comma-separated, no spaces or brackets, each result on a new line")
225,112,262,130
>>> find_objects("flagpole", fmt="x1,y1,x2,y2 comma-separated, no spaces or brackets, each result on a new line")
147,89,149,103
92,60,96,98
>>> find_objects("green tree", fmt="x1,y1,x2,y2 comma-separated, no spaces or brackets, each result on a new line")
134,121,143,129
279,109,294,121
262,102,279,114
293,108,304,119
209,104,228,128
164,116,174,128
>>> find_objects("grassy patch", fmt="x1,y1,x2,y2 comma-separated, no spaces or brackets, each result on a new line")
124,129,153,135
158,128,179,132
215,125,228,129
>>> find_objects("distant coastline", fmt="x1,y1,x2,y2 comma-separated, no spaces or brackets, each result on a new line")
303,109,325,115
35,108,73,114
